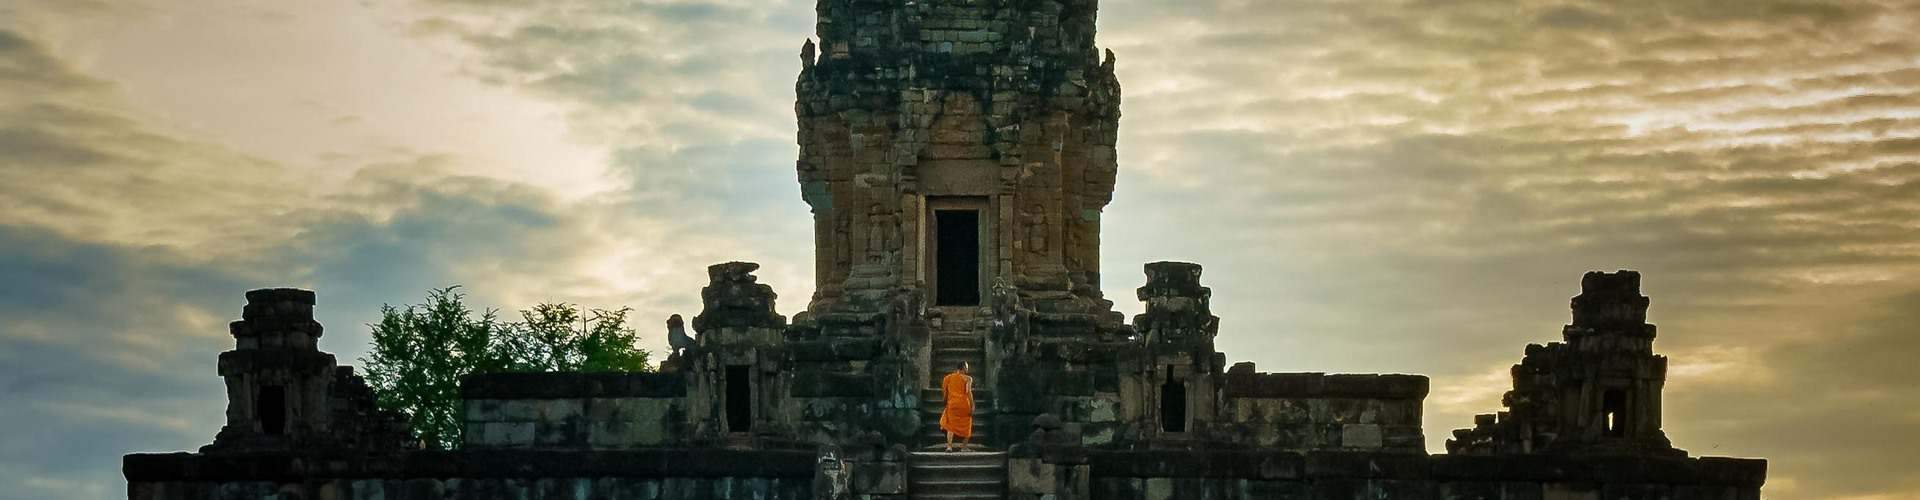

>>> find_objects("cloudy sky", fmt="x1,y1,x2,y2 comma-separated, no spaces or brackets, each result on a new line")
2,0,1917,498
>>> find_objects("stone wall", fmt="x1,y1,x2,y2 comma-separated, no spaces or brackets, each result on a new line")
461,372,688,450
124,449,815,500
1081,450,1765,500
1219,369,1428,452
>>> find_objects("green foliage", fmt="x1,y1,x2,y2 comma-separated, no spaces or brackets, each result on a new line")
509,303,652,373
359,286,652,449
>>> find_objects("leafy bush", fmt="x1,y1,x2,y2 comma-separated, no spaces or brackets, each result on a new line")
359,286,652,449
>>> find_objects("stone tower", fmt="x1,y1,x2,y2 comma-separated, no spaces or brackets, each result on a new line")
203,288,411,452
796,0,1121,317
205,288,336,451
1447,270,1680,456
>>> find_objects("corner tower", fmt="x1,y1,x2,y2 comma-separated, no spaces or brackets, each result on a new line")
797,0,1121,315
1448,270,1680,456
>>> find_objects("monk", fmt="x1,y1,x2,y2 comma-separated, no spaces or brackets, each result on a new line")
939,361,974,452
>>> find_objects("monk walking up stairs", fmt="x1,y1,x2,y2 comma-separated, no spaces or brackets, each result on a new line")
911,361,1006,498
941,361,974,452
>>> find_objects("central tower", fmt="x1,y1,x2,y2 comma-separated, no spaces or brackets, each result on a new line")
797,0,1121,315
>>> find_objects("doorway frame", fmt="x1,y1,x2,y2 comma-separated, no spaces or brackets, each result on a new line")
924,196,992,308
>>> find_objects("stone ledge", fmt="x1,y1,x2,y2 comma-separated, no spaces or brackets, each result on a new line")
1086,450,1766,487
460,372,686,400
1224,372,1430,400
124,449,816,482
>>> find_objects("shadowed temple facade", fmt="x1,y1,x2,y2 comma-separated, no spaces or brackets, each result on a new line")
125,1,1766,498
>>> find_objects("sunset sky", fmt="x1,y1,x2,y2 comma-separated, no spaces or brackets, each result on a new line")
3,0,1918,498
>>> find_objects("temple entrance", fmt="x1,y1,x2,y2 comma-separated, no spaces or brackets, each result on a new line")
258,385,286,435
1160,367,1186,433
1603,389,1627,437
726,365,752,432
933,208,982,306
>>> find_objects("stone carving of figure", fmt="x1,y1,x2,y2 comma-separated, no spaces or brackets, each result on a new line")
666,314,696,356
834,210,853,273
1024,202,1048,257
867,203,896,262
989,278,1022,331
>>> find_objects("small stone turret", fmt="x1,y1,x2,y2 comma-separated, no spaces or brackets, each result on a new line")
693,262,787,333
1567,270,1657,352
1448,270,1678,456
687,262,793,445
204,288,410,452
1127,261,1227,441
1133,261,1219,346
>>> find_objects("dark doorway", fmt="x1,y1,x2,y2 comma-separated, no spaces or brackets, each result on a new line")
726,365,752,432
935,209,981,306
1160,366,1186,433
1602,389,1627,437
258,385,286,435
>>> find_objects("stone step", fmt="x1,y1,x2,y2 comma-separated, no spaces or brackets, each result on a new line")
910,479,1006,496
909,451,1006,499
923,431,992,443
919,404,996,416
929,361,986,372
933,321,983,332
921,388,994,402
929,365,984,380
908,464,1005,481
924,419,993,429
932,347,986,358
909,451,1006,466
931,336,985,349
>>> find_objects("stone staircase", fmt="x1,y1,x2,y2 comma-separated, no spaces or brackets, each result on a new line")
924,311,993,445
928,312,990,378
920,387,996,444
909,450,1007,499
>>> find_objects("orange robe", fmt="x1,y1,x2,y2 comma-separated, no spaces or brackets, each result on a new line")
939,371,974,438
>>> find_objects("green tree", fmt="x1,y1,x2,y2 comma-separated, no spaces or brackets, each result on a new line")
360,287,652,449
360,286,508,449
509,303,652,373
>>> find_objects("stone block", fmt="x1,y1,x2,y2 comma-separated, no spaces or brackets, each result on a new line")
1093,478,1143,499
1009,458,1058,494
1342,424,1384,449
1602,483,1673,500
495,401,540,421
534,418,583,447
791,372,875,397
851,461,907,495
1375,479,1438,499
1443,481,1501,500
1502,482,1546,500
490,422,535,447
1243,480,1310,500
1086,397,1117,423
1543,482,1600,500
348,480,384,500
1144,477,1174,500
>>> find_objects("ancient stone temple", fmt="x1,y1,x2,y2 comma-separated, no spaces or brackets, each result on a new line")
125,1,1767,498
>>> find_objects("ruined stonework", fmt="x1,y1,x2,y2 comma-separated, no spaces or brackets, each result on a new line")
1447,270,1680,457
203,288,412,453
125,1,1766,498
